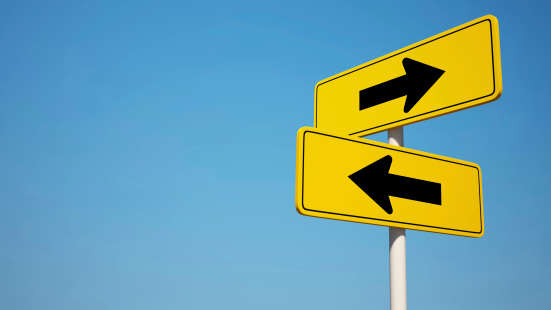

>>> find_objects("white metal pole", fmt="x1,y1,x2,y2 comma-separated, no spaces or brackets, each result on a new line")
388,126,407,310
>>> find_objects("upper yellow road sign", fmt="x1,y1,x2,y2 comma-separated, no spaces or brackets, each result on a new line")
315,15,502,137
295,127,484,237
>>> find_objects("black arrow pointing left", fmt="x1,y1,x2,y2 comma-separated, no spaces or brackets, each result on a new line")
348,155,441,215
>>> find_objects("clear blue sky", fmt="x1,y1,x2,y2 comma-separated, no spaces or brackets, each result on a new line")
1,0,549,309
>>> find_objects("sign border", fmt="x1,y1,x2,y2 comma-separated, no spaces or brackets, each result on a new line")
314,15,502,137
296,127,484,237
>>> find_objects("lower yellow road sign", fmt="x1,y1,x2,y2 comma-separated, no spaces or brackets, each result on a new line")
295,127,484,237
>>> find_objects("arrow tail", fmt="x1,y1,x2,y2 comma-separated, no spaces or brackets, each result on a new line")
387,174,441,205
359,75,408,110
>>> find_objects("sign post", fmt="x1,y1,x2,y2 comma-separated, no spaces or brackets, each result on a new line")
388,127,406,310
295,15,502,309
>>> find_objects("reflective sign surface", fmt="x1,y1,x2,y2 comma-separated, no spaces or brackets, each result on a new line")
315,15,502,136
296,127,484,237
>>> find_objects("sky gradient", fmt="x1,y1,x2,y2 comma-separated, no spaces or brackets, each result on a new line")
1,0,550,309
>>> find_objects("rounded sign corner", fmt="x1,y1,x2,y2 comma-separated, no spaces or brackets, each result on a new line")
477,226,485,238
483,14,499,25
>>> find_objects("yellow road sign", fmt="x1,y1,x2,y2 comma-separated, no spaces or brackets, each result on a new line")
315,15,502,137
295,127,484,237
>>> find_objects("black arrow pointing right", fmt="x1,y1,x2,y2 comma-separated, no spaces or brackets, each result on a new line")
348,155,441,214
359,58,445,113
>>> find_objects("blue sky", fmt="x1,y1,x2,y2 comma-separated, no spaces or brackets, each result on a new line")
1,0,550,309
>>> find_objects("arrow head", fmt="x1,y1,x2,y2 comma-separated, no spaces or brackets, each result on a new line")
348,155,394,214
402,58,445,113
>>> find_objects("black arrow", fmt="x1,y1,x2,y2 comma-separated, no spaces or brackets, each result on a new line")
348,155,441,215
359,58,445,113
